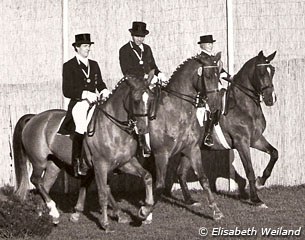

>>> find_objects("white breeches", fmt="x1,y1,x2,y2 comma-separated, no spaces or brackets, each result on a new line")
72,100,96,134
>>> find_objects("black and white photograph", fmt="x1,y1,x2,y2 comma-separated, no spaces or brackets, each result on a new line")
0,0,304,239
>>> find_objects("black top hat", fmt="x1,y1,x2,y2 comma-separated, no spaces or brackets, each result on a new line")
72,33,94,46
129,22,149,37
197,35,216,44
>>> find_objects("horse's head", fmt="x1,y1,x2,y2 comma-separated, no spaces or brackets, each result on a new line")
254,51,277,106
125,70,155,134
197,52,222,112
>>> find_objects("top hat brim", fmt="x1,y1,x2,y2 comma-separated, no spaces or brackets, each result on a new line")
129,29,149,36
72,41,94,46
197,40,216,44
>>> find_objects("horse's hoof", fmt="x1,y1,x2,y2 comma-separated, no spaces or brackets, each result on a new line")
53,217,60,225
70,212,81,223
118,214,130,224
105,227,115,234
142,212,152,225
213,211,224,221
138,206,151,220
255,177,265,190
102,224,115,233
257,203,268,209
190,201,201,207
185,199,201,207
143,219,152,225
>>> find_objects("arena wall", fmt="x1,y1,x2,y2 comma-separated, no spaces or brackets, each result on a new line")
0,0,304,191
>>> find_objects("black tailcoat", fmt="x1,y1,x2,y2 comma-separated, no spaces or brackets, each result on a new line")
119,41,160,77
58,57,107,135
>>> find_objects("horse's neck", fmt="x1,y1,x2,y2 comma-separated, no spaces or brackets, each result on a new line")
103,84,129,118
166,61,198,95
230,65,262,112
234,59,256,91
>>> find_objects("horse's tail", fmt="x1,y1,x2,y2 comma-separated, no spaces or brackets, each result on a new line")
13,114,35,200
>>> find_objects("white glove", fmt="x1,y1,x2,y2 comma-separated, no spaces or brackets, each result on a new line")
151,75,158,85
158,72,167,82
99,89,111,100
82,91,97,103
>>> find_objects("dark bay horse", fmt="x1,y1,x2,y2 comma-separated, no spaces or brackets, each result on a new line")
176,51,277,208
134,52,225,221
13,75,154,231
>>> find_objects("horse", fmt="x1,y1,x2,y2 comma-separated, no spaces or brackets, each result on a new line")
175,51,277,208
13,74,155,232
133,52,225,221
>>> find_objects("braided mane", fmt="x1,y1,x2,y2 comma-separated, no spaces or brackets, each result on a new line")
168,54,201,82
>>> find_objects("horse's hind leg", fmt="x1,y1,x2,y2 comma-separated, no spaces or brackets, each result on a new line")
183,147,224,220
251,135,278,189
30,160,61,224
177,155,200,206
119,157,154,220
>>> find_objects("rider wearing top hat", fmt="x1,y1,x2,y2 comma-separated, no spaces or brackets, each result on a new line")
197,34,226,147
58,33,110,177
119,21,168,157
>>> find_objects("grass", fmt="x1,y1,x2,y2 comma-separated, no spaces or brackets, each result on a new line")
9,185,305,240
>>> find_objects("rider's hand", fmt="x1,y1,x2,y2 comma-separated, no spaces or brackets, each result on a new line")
99,89,111,100
158,72,169,86
82,91,97,103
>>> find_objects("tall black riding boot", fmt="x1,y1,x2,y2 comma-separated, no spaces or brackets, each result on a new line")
138,134,151,158
204,119,214,147
72,132,87,177
204,110,220,147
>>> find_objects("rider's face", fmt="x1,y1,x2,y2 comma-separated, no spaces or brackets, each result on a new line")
76,44,91,58
200,43,214,53
132,35,145,46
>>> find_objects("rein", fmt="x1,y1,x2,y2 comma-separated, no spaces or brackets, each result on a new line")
87,103,136,137
162,88,200,107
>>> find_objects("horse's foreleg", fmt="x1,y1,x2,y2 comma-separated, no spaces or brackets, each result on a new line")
31,161,60,224
119,158,154,221
236,145,266,208
184,147,224,220
106,185,129,224
177,155,199,206
93,160,113,233
251,135,278,189
153,153,169,202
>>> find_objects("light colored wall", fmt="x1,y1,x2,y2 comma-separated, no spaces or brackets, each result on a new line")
231,0,305,186
0,0,304,188
0,0,63,186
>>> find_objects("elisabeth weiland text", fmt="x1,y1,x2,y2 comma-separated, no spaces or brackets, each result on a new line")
210,226,302,237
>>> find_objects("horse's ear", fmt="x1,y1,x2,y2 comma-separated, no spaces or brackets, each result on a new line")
258,50,264,58
266,51,277,62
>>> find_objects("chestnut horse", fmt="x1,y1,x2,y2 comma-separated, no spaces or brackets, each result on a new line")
13,75,154,232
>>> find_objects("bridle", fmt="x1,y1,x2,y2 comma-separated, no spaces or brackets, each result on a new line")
225,63,275,106
87,80,152,136
163,59,220,107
